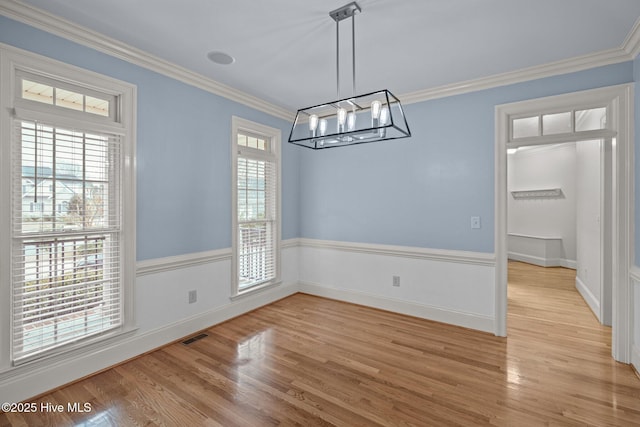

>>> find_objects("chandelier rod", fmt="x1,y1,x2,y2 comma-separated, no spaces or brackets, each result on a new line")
333,3,359,99
336,15,340,99
352,12,356,96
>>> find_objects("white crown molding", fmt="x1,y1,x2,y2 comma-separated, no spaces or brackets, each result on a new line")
297,238,495,266
0,0,294,121
400,47,633,105
622,16,640,58
401,16,640,105
2,2,639,117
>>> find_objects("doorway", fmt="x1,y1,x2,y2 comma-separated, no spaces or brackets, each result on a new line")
495,84,633,363
507,138,612,326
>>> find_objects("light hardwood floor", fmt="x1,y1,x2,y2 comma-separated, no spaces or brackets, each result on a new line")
2,261,640,426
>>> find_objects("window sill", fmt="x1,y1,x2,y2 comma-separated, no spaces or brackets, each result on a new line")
0,326,138,380
230,280,281,301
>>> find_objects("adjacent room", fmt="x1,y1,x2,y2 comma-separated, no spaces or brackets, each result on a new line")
1,0,640,425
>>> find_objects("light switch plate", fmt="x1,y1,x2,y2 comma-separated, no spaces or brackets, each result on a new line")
471,216,481,229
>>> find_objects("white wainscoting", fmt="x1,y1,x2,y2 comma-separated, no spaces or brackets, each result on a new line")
631,267,640,372
2,238,497,402
297,239,496,333
0,242,300,403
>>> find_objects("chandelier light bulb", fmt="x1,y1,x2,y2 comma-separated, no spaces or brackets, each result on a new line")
371,100,382,120
309,114,319,137
380,107,389,125
319,119,328,136
347,111,356,131
336,107,347,133
309,114,319,131
371,100,382,127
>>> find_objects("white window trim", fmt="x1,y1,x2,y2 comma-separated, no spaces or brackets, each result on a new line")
0,44,137,374
231,116,281,299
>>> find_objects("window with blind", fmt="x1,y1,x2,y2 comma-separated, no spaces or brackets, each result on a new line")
231,117,281,296
1,49,135,366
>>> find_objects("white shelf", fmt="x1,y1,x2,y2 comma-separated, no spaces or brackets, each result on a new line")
511,188,562,199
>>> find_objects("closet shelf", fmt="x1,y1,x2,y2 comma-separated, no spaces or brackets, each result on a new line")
511,188,562,199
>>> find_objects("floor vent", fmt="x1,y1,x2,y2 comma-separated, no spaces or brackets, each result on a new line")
182,333,208,345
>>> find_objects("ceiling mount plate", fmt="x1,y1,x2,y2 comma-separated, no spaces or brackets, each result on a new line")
329,2,361,22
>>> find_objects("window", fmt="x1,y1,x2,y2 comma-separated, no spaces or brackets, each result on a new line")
19,71,115,118
231,117,281,296
510,106,608,141
1,48,135,366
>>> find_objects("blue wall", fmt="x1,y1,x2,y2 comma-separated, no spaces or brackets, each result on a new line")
299,62,635,253
1,15,637,261
0,16,300,261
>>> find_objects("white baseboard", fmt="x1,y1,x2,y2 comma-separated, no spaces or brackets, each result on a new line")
298,239,496,335
575,276,601,322
299,281,495,333
0,281,298,403
508,251,576,269
632,270,640,372
632,345,640,374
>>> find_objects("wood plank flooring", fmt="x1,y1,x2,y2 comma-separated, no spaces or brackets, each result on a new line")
2,261,640,426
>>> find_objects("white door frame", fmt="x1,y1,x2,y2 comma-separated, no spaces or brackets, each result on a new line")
494,84,634,363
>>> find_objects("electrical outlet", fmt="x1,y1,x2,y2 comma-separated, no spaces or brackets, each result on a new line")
392,276,400,287
188,290,197,304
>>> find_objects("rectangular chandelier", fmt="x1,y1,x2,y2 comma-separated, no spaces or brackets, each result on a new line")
287,2,411,150
288,89,411,149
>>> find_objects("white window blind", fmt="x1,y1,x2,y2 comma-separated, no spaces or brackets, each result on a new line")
237,153,277,289
11,119,123,364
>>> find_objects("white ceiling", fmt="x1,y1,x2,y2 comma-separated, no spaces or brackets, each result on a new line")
13,0,640,112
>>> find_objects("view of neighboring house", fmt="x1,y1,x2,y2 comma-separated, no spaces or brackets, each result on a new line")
21,162,105,228
22,165,76,216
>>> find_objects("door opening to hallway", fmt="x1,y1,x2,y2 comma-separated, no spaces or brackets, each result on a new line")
495,84,632,362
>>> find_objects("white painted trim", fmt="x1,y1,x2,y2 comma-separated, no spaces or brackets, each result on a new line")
0,280,299,403
622,17,640,58
137,238,300,276
136,248,232,276
400,48,632,105
575,276,601,322
298,238,495,267
495,83,635,362
1,1,639,117
231,117,282,298
0,1,292,121
495,101,509,337
298,281,494,334
631,270,640,373
563,259,578,269
281,238,300,250
632,345,640,373
401,16,640,105
508,252,576,269
0,44,138,369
